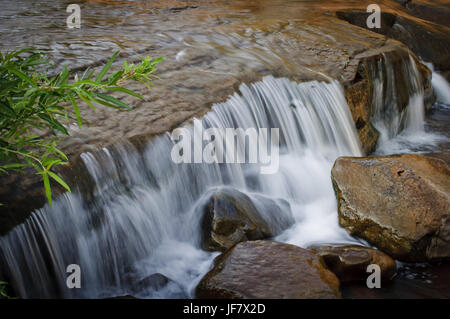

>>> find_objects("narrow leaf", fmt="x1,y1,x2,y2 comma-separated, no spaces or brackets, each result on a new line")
42,171,52,206
48,171,71,193
68,94,82,128
104,86,143,99
95,92,132,110
95,51,119,82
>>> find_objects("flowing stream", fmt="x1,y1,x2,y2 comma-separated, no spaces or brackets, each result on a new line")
0,76,364,298
0,0,449,299
2,54,444,298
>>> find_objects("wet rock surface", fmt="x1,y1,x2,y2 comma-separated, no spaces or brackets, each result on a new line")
196,240,341,299
0,0,436,234
332,154,450,262
336,4,450,73
200,187,294,251
398,0,450,29
309,244,397,282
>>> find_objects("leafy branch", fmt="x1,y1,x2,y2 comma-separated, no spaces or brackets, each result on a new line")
0,48,163,205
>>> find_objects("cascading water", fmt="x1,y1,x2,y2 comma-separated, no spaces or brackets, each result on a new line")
371,53,425,140
372,53,447,155
0,76,363,298
423,62,450,106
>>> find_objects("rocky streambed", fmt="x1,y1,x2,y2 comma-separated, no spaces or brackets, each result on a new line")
0,0,449,299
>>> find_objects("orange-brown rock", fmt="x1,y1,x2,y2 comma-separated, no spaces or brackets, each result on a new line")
331,154,450,262
196,240,341,299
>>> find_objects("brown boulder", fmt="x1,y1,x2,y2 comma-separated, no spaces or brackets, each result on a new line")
331,154,450,262
200,187,294,251
309,244,396,283
196,240,341,299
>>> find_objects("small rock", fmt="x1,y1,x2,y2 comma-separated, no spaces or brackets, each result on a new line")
135,273,170,292
201,187,294,251
309,244,396,282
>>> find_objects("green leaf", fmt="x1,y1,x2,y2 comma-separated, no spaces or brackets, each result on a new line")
42,171,52,206
0,101,15,116
107,70,124,85
104,86,143,99
95,92,132,110
73,79,100,87
150,56,165,66
48,171,71,193
38,113,69,135
53,147,69,161
1,163,27,169
57,65,70,85
4,66,37,87
80,67,91,81
4,47,36,61
68,94,82,128
42,158,62,170
95,51,119,82
76,90,96,110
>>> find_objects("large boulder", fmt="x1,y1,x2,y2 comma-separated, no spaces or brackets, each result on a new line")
200,187,294,251
309,244,396,283
331,154,450,262
196,240,341,299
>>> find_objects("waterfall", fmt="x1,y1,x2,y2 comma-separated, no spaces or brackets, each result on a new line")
371,52,425,140
0,76,363,298
423,62,450,105
372,53,446,155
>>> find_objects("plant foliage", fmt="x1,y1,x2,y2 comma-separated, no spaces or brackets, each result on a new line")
0,48,163,205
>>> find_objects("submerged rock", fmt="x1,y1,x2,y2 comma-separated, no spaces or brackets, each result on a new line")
196,240,341,299
331,154,450,262
201,187,294,251
128,273,187,298
309,244,396,283
134,273,170,292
